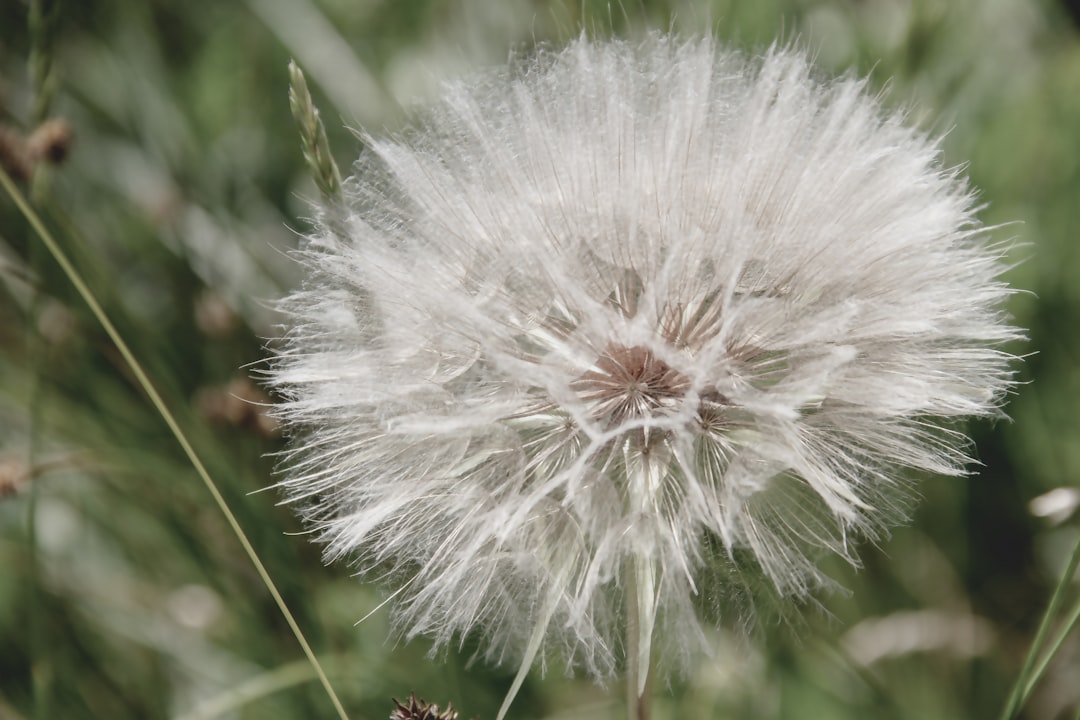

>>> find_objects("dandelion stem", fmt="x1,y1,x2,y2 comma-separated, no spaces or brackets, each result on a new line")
0,164,351,720
999,532,1080,720
625,444,658,720
625,559,653,720
625,563,640,720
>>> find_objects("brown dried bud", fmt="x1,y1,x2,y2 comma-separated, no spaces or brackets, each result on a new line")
27,118,74,165
37,299,78,345
193,289,238,338
196,377,280,438
0,457,30,499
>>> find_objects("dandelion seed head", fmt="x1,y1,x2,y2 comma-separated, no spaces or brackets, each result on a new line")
269,34,1020,685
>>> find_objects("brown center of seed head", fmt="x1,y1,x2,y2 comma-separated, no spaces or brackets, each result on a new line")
572,344,691,427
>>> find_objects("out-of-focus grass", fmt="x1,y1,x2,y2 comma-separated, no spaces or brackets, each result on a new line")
1,1,1078,718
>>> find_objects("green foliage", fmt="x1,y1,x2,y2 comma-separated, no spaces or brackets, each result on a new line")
1,0,1078,718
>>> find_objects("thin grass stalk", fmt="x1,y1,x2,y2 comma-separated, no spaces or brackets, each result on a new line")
1019,584,1080,706
25,4,60,714
24,201,51,719
25,235,47,720
1000,533,1080,720
28,0,59,208
28,0,62,206
28,0,61,127
0,164,351,720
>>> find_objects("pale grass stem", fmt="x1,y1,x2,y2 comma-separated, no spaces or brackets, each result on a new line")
0,164,351,720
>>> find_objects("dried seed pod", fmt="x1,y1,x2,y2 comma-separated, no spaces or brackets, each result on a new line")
389,693,460,720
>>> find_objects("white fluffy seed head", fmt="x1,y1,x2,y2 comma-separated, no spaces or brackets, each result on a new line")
268,35,1021,682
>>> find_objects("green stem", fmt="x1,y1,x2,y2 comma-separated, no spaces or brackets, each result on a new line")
0,165,350,720
28,0,60,126
1019,592,1080,705
999,533,1080,720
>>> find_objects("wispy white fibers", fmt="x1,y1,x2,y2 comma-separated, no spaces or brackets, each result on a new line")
268,35,1020,716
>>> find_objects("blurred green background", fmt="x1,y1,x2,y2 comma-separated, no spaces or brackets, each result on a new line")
1,0,1078,718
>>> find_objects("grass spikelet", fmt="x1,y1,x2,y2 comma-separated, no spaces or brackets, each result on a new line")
288,59,344,204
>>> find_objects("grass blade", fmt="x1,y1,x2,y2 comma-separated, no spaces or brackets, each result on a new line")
0,163,351,720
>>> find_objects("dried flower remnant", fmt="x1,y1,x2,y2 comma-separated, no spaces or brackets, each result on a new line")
0,453,86,500
0,117,73,182
37,298,78,346
0,457,31,499
27,117,73,165
389,694,463,720
197,377,280,438
193,289,239,338
269,35,1020,715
